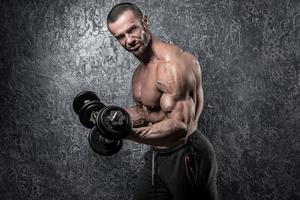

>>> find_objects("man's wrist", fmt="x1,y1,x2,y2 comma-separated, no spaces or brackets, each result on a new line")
125,128,136,140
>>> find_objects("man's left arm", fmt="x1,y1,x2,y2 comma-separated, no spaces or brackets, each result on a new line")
127,62,200,147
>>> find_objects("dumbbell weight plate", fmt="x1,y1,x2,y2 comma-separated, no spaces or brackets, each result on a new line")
79,100,105,128
88,127,123,156
73,91,100,114
96,106,132,140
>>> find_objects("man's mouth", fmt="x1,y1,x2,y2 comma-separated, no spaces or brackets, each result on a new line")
130,43,141,51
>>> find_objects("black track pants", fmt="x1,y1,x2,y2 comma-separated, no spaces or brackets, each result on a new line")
133,130,218,200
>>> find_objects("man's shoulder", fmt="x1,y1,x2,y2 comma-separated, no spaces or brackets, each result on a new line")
158,46,197,70
160,42,197,64
157,43,201,83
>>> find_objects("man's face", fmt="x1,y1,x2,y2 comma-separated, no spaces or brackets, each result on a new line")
108,10,151,56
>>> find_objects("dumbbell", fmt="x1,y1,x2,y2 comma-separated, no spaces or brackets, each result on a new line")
73,91,132,155
73,91,132,140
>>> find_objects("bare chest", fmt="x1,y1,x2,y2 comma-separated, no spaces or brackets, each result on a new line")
133,68,161,108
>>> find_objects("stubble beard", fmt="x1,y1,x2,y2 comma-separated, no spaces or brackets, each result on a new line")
141,30,148,46
133,30,150,57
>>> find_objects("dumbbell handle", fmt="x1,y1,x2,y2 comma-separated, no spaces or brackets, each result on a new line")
78,100,105,129
89,110,100,124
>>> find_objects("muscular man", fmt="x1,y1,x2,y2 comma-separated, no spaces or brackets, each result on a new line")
107,3,218,200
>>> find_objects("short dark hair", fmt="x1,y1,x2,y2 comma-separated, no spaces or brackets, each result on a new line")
107,2,143,24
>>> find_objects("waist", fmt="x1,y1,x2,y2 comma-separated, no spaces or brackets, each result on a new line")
151,129,200,155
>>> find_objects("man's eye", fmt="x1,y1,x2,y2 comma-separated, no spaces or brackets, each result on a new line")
128,27,137,33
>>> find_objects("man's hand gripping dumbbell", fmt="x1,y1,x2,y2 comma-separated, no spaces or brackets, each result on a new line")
72,91,132,156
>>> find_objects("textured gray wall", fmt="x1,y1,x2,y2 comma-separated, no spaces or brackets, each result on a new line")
0,0,299,199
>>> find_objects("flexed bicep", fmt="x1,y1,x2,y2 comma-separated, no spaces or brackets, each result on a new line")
157,61,197,127
160,93,196,128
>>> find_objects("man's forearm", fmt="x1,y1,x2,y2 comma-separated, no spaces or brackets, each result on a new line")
127,118,188,146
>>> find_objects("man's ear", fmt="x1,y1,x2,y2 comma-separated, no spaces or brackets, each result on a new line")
142,15,149,29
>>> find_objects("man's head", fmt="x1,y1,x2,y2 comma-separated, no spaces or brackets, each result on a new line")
107,3,151,57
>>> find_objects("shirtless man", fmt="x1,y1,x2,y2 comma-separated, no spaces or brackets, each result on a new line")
107,3,218,200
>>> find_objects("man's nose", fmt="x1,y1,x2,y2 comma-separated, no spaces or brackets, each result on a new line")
126,34,134,46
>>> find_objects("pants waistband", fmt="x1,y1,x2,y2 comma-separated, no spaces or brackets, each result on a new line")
150,129,200,156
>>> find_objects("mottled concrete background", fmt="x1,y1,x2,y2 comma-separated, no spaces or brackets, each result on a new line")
0,0,299,199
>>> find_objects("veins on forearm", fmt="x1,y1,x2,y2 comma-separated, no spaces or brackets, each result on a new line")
131,118,148,128
129,118,187,146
